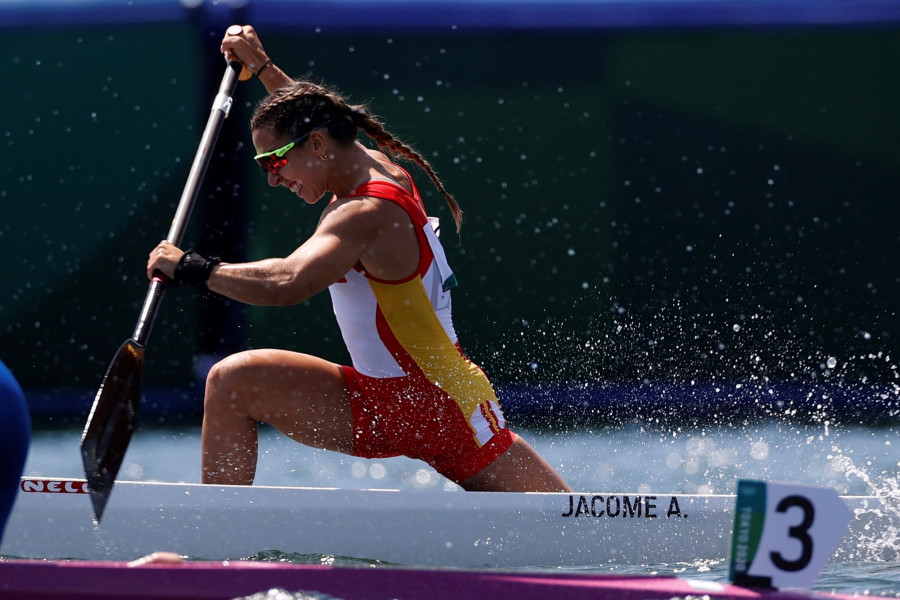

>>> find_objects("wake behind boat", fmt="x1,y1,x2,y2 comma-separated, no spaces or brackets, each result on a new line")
2,477,893,567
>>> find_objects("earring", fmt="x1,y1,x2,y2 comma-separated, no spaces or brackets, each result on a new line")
320,153,328,161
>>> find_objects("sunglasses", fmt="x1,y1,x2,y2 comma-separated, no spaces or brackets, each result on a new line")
253,130,314,175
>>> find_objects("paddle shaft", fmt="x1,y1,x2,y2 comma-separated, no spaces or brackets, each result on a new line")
79,60,243,522
131,60,241,345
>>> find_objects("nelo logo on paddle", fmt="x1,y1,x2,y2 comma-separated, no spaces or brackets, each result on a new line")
20,479,89,494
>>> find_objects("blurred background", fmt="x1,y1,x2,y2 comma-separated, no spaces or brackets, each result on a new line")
2,0,900,428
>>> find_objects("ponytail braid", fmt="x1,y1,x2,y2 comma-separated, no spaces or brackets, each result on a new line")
346,104,463,233
251,80,463,233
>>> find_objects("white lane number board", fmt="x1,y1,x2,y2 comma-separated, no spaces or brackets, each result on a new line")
729,480,852,589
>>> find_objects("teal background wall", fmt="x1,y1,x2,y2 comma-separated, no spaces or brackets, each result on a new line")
3,21,899,394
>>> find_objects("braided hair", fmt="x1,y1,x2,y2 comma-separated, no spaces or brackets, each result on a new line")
250,80,463,233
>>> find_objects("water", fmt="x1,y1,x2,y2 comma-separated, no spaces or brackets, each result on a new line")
21,421,900,596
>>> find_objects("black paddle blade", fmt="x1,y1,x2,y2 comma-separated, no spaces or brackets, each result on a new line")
80,339,144,522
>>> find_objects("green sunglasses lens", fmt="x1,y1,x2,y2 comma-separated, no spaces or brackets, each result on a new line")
254,141,296,161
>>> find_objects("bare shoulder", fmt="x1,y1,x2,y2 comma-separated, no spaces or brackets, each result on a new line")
365,146,392,165
319,194,418,279
321,194,389,224
365,148,415,195
317,195,410,240
338,187,413,216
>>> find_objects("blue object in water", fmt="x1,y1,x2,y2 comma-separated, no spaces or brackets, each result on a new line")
0,360,30,543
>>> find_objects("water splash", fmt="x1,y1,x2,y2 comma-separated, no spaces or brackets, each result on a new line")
236,589,344,600
484,295,900,429
829,449,900,562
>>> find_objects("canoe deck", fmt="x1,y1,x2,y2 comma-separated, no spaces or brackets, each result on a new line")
3,478,893,568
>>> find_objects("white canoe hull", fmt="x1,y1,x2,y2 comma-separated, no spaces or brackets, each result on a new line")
2,477,891,567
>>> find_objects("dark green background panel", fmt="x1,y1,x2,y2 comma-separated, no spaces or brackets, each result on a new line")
2,27,898,390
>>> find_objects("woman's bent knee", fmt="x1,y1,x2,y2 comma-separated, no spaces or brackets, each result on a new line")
203,354,251,414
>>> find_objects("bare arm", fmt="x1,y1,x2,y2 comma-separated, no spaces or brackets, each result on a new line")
204,199,377,306
220,24,292,93
146,205,366,306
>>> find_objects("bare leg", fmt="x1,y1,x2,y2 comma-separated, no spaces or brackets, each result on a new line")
201,349,353,485
459,435,571,492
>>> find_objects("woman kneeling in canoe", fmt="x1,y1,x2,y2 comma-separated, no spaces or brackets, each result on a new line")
147,25,570,493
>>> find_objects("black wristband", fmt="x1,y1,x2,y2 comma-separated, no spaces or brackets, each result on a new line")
255,59,273,77
174,250,221,290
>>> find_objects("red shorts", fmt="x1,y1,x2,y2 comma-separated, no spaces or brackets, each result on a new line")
340,366,515,483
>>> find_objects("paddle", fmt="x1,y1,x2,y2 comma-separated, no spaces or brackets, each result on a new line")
80,60,243,522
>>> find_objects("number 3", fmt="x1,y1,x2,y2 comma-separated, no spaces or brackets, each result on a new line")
770,494,814,572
